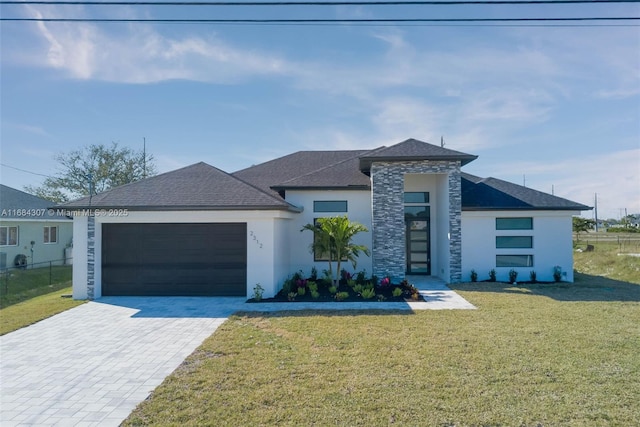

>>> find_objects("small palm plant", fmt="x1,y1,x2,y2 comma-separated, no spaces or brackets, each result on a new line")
301,216,370,286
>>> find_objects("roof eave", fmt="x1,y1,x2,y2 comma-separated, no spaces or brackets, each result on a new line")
462,206,592,211
359,155,478,172
58,204,302,213
271,185,371,191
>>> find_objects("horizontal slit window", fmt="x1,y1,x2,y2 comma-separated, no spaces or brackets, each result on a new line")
496,255,534,268
496,217,533,230
496,236,533,249
313,201,347,213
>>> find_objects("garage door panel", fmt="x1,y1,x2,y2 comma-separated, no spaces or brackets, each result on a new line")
102,223,246,296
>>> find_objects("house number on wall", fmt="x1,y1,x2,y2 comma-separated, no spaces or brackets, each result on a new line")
249,231,263,249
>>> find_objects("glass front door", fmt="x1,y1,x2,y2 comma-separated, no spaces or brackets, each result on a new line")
406,219,430,274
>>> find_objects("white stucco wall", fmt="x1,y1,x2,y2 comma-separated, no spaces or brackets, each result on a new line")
285,190,373,279
71,210,295,299
462,210,579,283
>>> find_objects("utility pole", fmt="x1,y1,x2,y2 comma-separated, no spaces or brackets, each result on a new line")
440,136,444,148
552,184,554,195
523,175,526,187
594,193,598,232
88,173,94,207
143,137,147,179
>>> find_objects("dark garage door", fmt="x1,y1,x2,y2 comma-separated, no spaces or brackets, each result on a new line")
102,223,247,296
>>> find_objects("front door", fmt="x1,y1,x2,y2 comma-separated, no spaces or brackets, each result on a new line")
406,219,430,274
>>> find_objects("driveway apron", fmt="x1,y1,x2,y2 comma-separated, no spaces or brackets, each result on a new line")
0,297,245,427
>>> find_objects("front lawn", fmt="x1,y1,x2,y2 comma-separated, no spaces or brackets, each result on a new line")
124,253,640,425
0,265,85,335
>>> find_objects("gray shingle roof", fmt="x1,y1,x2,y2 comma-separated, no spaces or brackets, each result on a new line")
0,185,71,220
359,138,478,172
233,149,374,194
61,162,298,211
461,173,591,211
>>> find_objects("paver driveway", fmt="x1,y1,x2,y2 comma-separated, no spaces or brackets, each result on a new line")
0,297,246,427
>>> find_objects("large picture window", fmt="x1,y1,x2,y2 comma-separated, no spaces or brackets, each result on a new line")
496,236,533,249
496,255,534,268
44,226,58,244
496,217,533,230
313,201,347,213
0,226,18,246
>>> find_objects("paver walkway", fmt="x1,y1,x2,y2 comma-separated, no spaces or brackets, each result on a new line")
0,279,474,426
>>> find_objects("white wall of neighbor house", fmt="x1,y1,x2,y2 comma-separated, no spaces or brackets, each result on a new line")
461,210,579,283
285,189,373,279
71,210,296,300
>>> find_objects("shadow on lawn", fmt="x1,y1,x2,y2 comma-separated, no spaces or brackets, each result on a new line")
449,272,640,302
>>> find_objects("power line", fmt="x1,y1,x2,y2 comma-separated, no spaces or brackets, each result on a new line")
0,163,55,179
2,0,638,4
2,17,638,22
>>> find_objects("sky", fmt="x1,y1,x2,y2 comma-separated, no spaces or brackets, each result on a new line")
1,1,639,220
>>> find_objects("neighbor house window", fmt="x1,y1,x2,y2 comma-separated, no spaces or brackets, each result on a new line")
0,226,18,246
496,255,534,268
496,217,533,230
44,226,58,244
496,236,533,249
313,201,347,213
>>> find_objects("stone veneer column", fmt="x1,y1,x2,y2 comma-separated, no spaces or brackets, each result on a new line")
448,170,462,283
370,160,462,284
87,215,95,300
371,163,406,282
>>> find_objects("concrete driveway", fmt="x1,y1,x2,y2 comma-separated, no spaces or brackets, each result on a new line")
0,297,246,427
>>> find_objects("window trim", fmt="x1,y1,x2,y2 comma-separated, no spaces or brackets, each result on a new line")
496,217,533,230
44,225,58,244
313,200,348,213
0,226,19,246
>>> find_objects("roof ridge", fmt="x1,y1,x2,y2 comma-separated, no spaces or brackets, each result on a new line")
275,147,381,186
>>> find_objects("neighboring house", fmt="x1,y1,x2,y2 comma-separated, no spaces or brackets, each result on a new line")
0,185,73,269
64,138,590,300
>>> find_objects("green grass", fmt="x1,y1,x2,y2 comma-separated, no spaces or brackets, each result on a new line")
0,287,85,335
0,265,73,308
124,242,640,426
0,265,85,335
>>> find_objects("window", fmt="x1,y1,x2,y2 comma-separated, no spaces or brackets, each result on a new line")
404,192,430,204
44,226,58,244
496,236,533,249
313,201,347,213
496,255,534,268
404,206,430,219
0,226,18,246
496,217,533,230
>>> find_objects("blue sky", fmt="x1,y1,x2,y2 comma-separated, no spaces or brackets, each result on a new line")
1,1,639,219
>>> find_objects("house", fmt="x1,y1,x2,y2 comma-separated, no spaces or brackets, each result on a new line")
64,138,590,300
0,185,73,269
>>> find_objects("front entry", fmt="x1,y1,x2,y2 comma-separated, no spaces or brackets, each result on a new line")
406,219,431,274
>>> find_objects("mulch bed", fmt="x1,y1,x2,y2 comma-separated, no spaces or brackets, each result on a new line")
248,282,425,303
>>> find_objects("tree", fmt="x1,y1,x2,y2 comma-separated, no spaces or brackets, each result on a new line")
572,216,595,241
25,142,156,202
301,216,370,285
